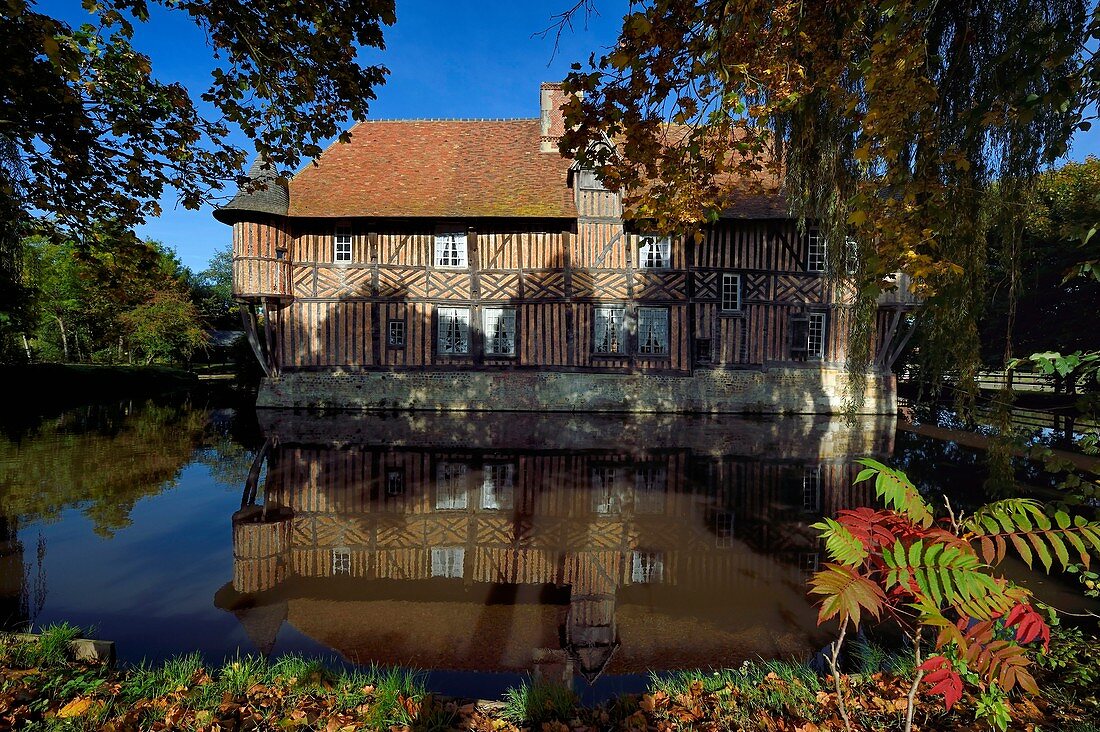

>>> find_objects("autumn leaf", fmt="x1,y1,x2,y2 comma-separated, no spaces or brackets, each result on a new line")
808,563,885,626
918,656,964,710
58,697,93,718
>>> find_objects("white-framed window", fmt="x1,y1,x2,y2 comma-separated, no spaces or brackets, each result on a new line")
437,307,471,355
332,548,351,576
803,465,822,512
715,511,735,548
334,226,353,262
720,273,741,312
481,462,516,510
845,237,859,275
387,319,405,348
435,462,468,509
637,307,669,356
431,547,465,578
631,551,664,583
807,312,826,360
807,227,826,273
634,465,667,514
593,305,625,355
638,234,671,269
483,307,517,356
591,467,623,514
434,231,468,268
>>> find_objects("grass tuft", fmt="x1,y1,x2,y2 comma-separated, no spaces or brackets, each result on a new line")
501,679,577,726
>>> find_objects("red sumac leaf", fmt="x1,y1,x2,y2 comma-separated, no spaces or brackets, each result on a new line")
918,656,964,711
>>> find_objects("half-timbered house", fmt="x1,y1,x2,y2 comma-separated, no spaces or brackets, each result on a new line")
215,83,909,413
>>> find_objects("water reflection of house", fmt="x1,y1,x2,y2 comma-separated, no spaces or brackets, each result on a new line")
217,412,894,683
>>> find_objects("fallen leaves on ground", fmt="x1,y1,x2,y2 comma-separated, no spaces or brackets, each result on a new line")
0,656,1095,731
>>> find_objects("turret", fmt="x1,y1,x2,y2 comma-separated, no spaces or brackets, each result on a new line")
214,158,293,300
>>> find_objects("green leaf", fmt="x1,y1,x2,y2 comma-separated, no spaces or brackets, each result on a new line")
808,563,886,627
814,518,869,566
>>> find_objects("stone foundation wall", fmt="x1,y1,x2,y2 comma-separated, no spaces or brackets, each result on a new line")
257,367,897,415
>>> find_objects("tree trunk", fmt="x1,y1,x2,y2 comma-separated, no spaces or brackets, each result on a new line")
20,334,31,361
55,315,69,361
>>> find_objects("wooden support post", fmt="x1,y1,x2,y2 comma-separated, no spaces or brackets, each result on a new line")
876,306,905,368
263,299,278,376
884,312,918,372
240,303,270,377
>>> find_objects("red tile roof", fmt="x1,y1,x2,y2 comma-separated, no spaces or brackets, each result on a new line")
288,120,576,219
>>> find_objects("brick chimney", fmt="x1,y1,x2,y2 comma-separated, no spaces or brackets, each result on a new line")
539,82,567,153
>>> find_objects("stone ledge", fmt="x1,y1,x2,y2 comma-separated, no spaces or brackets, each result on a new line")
257,368,896,415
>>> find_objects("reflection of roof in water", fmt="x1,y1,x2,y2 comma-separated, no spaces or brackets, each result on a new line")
217,575,825,674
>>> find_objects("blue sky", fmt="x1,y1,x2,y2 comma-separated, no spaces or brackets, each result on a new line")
39,1,1100,273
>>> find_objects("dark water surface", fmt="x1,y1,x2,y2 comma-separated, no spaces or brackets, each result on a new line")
0,399,1088,701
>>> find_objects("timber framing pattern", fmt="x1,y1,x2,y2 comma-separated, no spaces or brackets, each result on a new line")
216,83,915,413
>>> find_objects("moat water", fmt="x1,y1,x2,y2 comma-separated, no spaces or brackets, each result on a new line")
0,397,1093,701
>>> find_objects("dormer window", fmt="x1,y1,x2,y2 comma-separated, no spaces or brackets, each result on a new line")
334,226,352,262
577,168,607,191
638,234,671,269
434,231,468,268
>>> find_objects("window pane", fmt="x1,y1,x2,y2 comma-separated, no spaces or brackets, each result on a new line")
807,313,826,359
481,463,515,509
593,306,624,354
435,462,468,509
332,548,351,575
437,307,470,355
721,273,740,311
638,234,670,268
591,467,623,514
334,227,352,262
637,308,669,355
807,227,826,272
434,232,468,267
483,307,516,356
387,320,405,347
631,551,664,583
634,466,667,514
431,547,465,578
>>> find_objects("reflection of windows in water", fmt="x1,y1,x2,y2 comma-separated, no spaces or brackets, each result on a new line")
431,547,464,578
799,552,820,575
634,465,667,513
631,551,664,583
386,469,405,496
715,511,735,548
332,548,351,576
590,467,623,514
481,463,515,510
802,466,822,512
435,462,468,509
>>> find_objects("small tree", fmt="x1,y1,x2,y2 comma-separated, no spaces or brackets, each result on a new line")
810,459,1100,731
120,290,207,365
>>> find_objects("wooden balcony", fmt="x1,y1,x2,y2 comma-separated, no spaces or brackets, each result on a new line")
233,256,292,300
